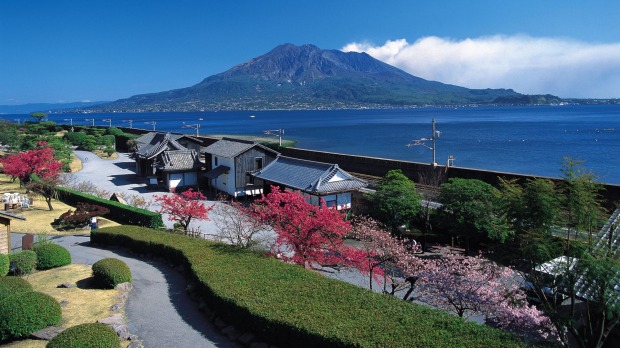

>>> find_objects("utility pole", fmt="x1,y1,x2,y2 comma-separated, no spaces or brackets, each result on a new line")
406,118,440,166
264,128,284,146
183,122,200,137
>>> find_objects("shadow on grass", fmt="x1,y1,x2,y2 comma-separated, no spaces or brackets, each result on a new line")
75,276,98,289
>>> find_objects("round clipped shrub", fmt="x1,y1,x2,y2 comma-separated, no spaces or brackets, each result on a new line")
33,243,72,270
0,291,61,341
8,250,37,276
0,277,33,301
0,254,8,277
92,258,132,289
46,322,120,348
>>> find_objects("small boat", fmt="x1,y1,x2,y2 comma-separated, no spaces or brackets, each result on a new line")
249,115,256,118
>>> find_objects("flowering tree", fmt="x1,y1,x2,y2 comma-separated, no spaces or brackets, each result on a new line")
154,188,214,233
350,216,407,290
212,196,267,249
252,186,353,269
418,253,555,340
0,142,63,185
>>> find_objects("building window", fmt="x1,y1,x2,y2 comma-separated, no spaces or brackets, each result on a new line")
255,157,263,170
326,200,337,208
214,156,218,166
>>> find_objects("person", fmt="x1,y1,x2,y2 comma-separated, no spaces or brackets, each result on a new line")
90,216,97,230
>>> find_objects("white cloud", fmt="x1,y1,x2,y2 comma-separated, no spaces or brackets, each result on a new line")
342,36,620,98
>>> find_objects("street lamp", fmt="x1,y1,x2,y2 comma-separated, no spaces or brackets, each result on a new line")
63,118,73,126
264,128,284,146
145,121,156,131
406,118,440,166
102,118,112,127
13,119,20,125
85,118,95,126
182,122,200,137
122,119,133,128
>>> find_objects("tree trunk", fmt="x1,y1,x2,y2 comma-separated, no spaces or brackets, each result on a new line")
46,197,53,211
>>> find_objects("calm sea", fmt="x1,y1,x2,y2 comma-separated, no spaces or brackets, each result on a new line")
11,104,620,184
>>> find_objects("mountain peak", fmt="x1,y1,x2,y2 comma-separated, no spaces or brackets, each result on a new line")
81,43,561,112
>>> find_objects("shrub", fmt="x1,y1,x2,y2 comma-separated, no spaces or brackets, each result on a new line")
92,226,524,348
46,322,119,348
0,291,61,341
32,244,72,270
8,250,37,276
92,258,132,288
0,277,33,300
0,254,8,277
55,186,163,228
52,203,110,230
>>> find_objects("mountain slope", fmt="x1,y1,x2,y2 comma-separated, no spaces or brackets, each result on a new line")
85,44,561,112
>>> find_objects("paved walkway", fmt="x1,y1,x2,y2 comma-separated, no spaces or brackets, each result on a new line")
11,233,239,348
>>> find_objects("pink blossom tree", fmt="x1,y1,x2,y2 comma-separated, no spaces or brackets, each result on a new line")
251,186,354,269
154,188,214,234
418,253,556,340
350,216,427,298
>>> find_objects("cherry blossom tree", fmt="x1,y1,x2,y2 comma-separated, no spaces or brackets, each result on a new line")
154,188,214,234
251,186,354,269
418,253,556,340
0,141,62,185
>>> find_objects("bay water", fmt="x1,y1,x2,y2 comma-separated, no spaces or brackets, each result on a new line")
26,104,620,184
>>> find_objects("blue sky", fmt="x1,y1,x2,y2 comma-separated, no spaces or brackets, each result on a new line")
2,0,620,104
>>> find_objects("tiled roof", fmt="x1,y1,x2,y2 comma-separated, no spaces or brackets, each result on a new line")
203,137,278,158
253,156,366,194
135,132,184,146
135,133,188,159
156,150,202,171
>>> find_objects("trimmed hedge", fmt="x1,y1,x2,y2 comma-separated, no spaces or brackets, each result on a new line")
8,251,37,276
92,226,526,348
92,258,132,288
0,291,62,341
56,186,163,228
0,254,8,277
46,323,120,348
33,244,72,270
0,277,33,301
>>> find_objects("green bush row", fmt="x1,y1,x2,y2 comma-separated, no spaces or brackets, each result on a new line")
33,244,72,270
0,254,8,277
9,251,37,276
0,291,62,342
56,186,163,228
47,322,120,348
92,258,132,288
92,226,525,348
0,277,33,301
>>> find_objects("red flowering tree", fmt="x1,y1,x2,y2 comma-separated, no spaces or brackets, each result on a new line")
0,141,62,185
252,186,354,269
154,188,214,233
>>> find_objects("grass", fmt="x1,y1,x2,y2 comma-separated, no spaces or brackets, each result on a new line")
2,265,130,348
0,174,120,235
